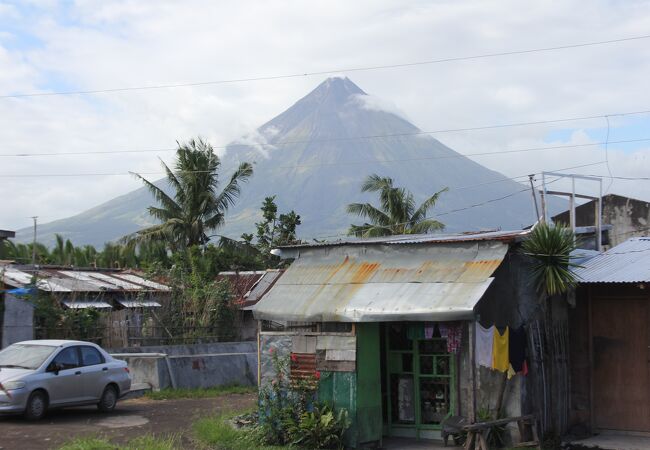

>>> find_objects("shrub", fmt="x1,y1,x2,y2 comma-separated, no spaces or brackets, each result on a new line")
257,351,350,448
286,403,350,449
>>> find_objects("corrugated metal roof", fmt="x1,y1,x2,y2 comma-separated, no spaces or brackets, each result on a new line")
116,299,162,308
573,237,650,283
244,270,284,305
217,269,285,307
275,229,529,251
62,300,113,309
1,265,170,292
253,240,508,322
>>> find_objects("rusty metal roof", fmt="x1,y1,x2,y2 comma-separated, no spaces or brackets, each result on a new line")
217,270,284,308
573,237,650,283
274,229,529,253
0,265,170,293
253,240,509,322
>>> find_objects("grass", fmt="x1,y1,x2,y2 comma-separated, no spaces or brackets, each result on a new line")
144,385,256,401
58,435,180,450
193,412,291,450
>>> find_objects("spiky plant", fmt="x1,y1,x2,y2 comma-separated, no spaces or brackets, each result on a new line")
521,222,580,296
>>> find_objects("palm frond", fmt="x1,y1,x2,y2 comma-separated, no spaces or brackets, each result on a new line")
409,219,445,234
411,187,448,223
346,203,392,226
213,162,253,213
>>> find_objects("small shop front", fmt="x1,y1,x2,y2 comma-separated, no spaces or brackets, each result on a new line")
381,322,461,440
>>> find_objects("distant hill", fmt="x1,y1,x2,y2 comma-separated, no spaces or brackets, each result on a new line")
15,77,561,247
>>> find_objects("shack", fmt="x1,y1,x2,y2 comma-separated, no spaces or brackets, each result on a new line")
253,230,552,447
569,237,650,434
0,264,170,348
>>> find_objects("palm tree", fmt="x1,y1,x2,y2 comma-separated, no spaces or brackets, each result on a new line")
127,138,253,249
347,174,447,237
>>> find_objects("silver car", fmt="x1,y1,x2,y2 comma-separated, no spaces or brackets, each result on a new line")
0,339,131,420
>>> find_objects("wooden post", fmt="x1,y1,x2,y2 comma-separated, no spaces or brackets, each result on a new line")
469,321,477,423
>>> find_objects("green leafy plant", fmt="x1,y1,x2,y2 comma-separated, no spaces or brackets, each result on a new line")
257,351,349,448
521,222,580,296
286,403,350,449
477,408,507,449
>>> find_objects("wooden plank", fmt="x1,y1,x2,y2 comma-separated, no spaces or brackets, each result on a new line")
463,415,535,430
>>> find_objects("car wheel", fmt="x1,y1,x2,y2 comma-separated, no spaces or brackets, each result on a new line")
24,391,48,421
97,385,118,412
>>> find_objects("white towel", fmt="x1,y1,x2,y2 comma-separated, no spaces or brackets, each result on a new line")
475,323,494,368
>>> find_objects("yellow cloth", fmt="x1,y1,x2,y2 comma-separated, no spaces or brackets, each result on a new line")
492,326,509,372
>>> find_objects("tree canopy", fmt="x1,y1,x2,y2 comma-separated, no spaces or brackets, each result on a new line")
128,138,253,249
347,174,447,237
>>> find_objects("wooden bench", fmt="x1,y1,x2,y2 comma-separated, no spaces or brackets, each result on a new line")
462,414,540,450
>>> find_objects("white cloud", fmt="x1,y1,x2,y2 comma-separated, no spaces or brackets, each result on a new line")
351,93,411,121
0,0,650,230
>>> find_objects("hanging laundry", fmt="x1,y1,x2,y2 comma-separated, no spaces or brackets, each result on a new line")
438,323,449,338
424,323,435,340
492,326,509,372
475,323,494,368
509,326,527,373
406,323,424,340
445,322,463,354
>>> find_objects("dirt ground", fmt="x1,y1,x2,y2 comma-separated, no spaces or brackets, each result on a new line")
0,392,256,450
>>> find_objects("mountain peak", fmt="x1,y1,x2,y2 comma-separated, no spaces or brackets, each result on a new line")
299,77,366,107
315,76,366,96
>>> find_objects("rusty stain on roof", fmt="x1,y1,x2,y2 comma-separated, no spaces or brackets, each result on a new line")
254,239,510,322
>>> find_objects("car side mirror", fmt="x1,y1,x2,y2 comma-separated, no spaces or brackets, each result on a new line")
47,362,63,375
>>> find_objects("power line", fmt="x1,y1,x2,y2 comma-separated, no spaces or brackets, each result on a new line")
3,109,650,158
2,34,650,99
305,162,615,241
308,177,564,241
0,146,611,179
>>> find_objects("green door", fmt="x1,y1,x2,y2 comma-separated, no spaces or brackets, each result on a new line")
385,324,456,439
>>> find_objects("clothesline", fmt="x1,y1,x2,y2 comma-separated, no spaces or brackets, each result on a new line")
476,323,528,378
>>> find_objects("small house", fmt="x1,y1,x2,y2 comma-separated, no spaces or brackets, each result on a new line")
252,230,551,447
569,237,650,434
1,264,170,348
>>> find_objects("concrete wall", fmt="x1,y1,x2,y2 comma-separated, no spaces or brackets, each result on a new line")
553,194,650,249
111,341,258,390
2,294,34,348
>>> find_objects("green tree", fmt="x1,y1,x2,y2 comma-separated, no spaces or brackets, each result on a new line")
244,195,301,266
347,174,447,237
128,138,253,250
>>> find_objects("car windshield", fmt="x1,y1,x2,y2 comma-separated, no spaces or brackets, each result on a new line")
0,344,57,370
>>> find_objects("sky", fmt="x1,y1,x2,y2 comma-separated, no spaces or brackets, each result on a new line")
1,0,650,232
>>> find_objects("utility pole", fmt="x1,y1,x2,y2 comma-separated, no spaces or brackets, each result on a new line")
31,216,38,265
528,174,540,221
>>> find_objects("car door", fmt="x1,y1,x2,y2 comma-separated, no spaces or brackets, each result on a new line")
78,345,108,401
43,346,84,406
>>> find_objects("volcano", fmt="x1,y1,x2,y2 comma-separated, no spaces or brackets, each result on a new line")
16,77,550,247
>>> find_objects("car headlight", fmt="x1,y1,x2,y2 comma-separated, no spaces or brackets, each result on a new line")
2,381,26,391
